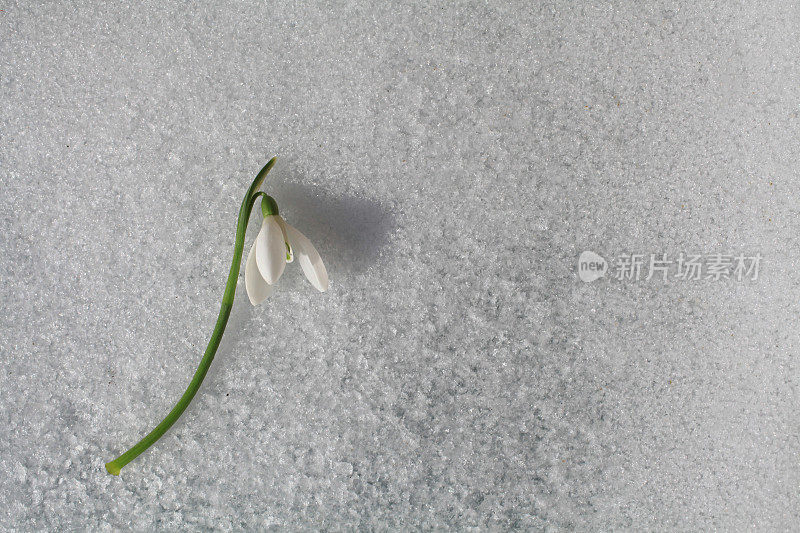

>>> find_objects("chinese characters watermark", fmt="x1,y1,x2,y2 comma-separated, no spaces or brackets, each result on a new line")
578,251,762,283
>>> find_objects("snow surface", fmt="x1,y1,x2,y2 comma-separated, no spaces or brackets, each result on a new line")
1,1,798,529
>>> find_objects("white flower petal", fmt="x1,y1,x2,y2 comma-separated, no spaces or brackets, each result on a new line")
284,222,328,292
245,239,272,305
255,216,286,284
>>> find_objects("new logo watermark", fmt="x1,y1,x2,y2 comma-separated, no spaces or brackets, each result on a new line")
578,251,762,283
578,251,608,282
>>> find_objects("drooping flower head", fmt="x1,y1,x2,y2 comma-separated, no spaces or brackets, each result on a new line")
245,193,328,305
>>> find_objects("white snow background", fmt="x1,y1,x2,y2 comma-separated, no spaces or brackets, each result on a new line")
1,1,798,529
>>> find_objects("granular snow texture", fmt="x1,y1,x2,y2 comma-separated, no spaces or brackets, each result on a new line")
1,1,798,530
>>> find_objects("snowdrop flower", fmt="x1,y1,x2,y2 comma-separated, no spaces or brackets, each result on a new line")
106,157,330,476
245,195,329,305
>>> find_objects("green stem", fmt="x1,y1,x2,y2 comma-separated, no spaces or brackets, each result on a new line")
105,157,276,475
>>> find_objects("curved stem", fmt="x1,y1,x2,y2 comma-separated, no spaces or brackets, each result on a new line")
105,157,276,475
